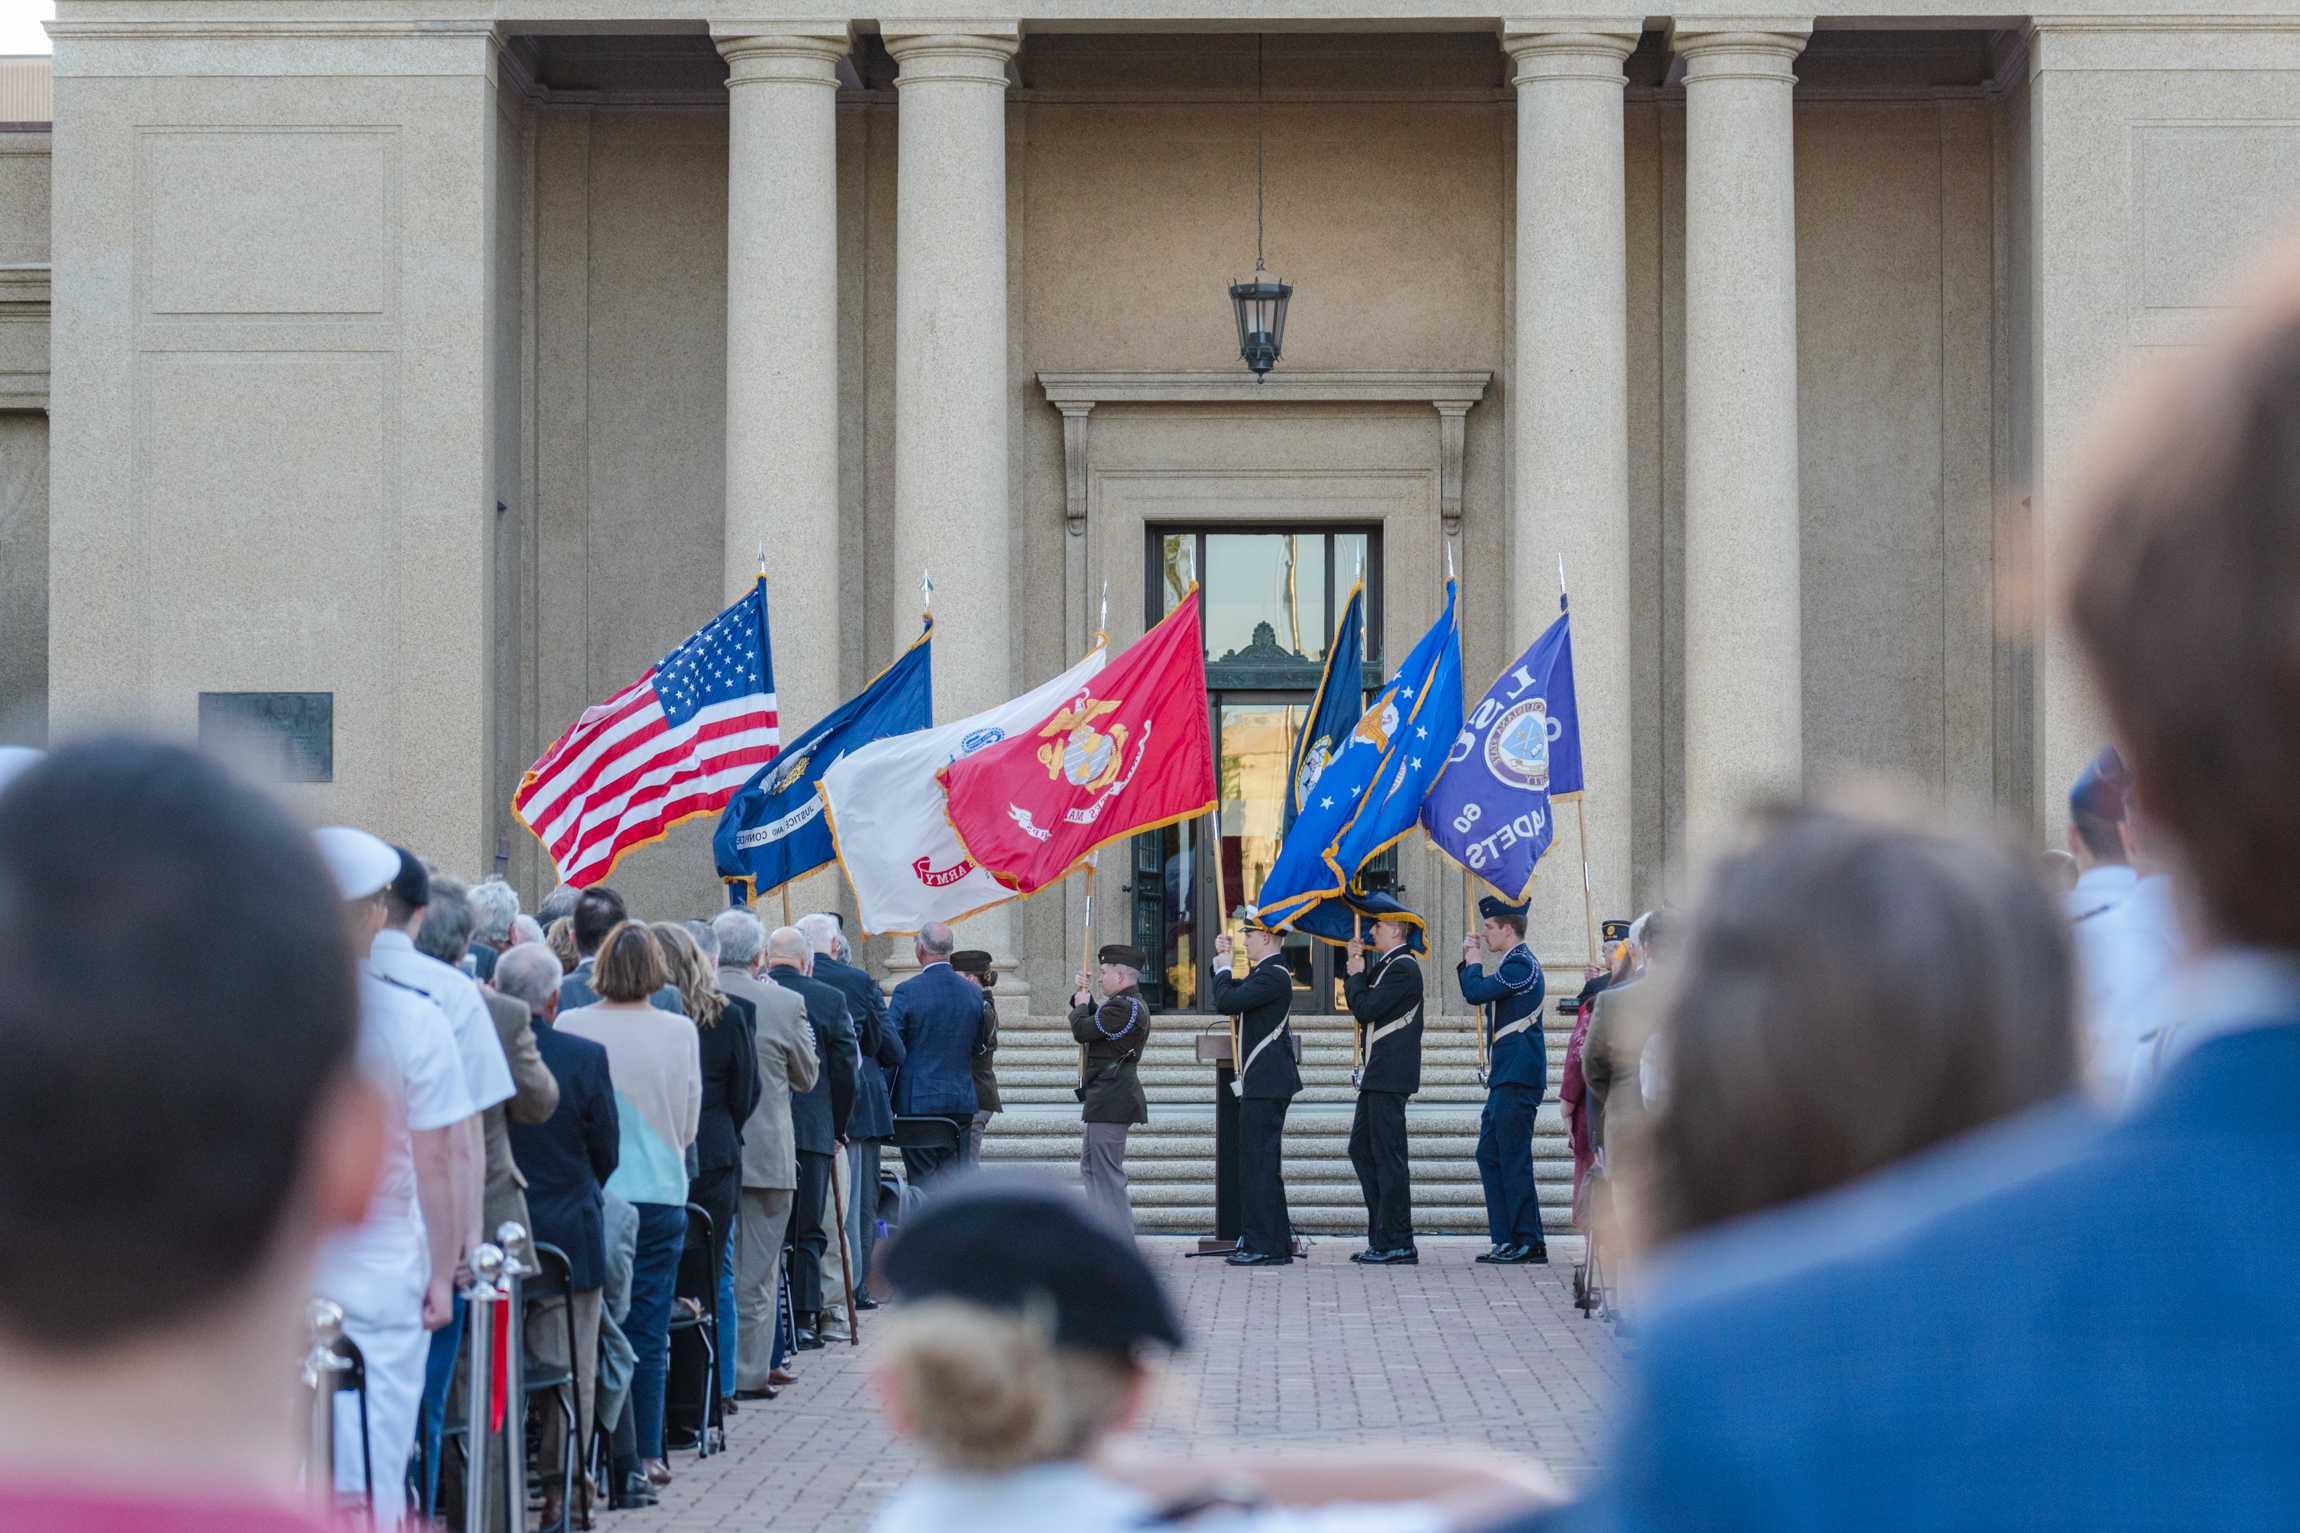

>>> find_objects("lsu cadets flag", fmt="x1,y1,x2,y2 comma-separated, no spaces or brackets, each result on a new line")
713,619,933,904
939,591,1217,897
1421,594,1582,900
514,577,779,887
819,644,1107,934
1286,579,1365,837
1255,580,1460,928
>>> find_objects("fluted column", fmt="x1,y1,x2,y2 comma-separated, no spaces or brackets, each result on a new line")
885,23,1023,969
1503,21,1638,947
1679,22,1810,849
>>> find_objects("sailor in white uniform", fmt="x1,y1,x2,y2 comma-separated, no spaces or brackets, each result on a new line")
310,827,474,1525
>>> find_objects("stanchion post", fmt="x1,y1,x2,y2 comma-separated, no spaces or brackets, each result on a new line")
498,1223,536,1531
302,1299,351,1516
463,1243,507,1533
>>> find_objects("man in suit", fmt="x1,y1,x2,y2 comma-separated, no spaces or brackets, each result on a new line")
952,949,1002,1167
1344,890,1425,1266
805,914,902,1311
1509,263,2300,1531
1071,944,1152,1234
558,885,685,1014
1460,894,1548,1265
764,925,856,1349
494,942,617,1531
709,908,817,1397
1211,910,1300,1266
465,877,521,985
887,922,982,1188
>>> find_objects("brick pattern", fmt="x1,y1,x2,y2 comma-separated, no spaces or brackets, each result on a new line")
647,1236,1624,1530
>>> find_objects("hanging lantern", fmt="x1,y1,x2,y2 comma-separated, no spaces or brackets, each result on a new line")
1230,268,1292,381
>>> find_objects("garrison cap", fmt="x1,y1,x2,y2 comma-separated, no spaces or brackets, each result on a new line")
2070,745,2132,825
882,1175,1184,1356
1600,918,1633,945
1098,943,1148,970
950,948,997,989
388,846,430,909
1477,895,1530,923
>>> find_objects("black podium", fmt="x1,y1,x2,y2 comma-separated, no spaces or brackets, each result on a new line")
1190,1029,1308,1258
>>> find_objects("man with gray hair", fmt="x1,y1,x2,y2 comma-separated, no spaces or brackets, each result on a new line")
764,924,858,1345
710,907,818,1392
537,882,581,925
886,921,983,1188
509,913,546,950
803,912,900,1312
465,878,520,983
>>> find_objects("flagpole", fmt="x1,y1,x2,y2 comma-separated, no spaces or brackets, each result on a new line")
1211,817,1239,1074
1559,555,1600,969
1077,857,1095,1091
780,885,792,927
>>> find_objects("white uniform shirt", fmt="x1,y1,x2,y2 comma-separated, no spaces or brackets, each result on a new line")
2064,863,2137,924
314,971,475,1320
2076,874,2186,1103
370,927,514,1114
871,1463,1447,1533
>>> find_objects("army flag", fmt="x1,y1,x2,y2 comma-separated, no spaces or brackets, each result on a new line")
820,643,1107,935
940,591,1216,897
1285,579,1365,836
1255,580,1461,929
712,619,934,905
1421,594,1582,900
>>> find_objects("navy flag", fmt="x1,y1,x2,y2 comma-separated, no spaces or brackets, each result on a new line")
1257,581,1461,930
1420,595,1582,900
1286,580,1365,836
713,620,934,904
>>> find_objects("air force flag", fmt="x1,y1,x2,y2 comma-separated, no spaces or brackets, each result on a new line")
713,621,933,904
1286,580,1364,837
1421,597,1582,901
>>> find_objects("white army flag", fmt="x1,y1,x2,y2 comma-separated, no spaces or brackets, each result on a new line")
819,644,1108,935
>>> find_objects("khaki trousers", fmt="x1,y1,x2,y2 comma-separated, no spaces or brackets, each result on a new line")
734,1186,794,1391
526,1286,602,1503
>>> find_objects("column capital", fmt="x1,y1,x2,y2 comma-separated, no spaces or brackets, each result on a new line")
711,24,849,85
1671,20,1812,82
1499,20,1642,83
881,22,1020,85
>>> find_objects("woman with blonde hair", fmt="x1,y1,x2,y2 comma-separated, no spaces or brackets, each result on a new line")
546,915,580,975
870,1178,1554,1533
650,920,757,1425
555,921,699,1491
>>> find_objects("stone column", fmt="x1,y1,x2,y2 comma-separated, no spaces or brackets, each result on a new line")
1503,21,1639,951
884,24,1023,969
715,25,847,917
1678,22,1810,850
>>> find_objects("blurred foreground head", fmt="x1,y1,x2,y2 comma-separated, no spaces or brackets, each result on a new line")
0,739,372,1352
874,1177,1182,1472
1643,800,2077,1247
2068,273,2300,949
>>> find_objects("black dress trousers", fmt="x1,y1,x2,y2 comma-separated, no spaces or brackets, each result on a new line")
1347,1090,1414,1252
788,1149,832,1315
1238,1096,1294,1257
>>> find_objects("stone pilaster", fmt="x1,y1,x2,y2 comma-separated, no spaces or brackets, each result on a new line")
1678,22,1811,850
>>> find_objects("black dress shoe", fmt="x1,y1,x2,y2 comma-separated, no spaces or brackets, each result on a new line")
1361,1246,1419,1265
795,1327,823,1350
733,1386,779,1402
1225,1249,1292,1266
855,1294,881,1311
1475,1245,1506,1264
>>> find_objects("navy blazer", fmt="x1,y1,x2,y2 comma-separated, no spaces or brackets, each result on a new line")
1460,943,1547,1093
507,1018,619,1292
692,994,762,1175
766,964,858,1154
1522,1011,2300,1532
817,953,901,1142
889,963,983,1118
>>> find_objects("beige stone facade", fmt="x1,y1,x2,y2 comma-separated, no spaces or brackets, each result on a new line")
6,12,2300,1008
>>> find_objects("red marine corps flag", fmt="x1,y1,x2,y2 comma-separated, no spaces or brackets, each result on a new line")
939,590,1216,896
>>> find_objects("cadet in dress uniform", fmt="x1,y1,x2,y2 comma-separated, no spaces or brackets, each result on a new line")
1071,944,1153,1233
1211,908,1302,1266
1343,891,1425,1265
1460,896,1549,1264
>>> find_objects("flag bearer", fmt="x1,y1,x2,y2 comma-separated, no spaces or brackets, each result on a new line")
1343,890,1426,1265
1461,896,1549,1264
1071,944,1152,1234
1212,909,1302,1266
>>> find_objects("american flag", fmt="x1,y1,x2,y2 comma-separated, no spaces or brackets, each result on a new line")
514,579,780,887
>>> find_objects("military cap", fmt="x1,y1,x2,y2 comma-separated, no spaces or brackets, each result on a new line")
1232,904,1279,934
1098,943,1148,970
950,948,997,989
1477,894,1530,923
313,826,400,902
881,1174,1184,1356
1600,918,1633,945
2070,745,2132,824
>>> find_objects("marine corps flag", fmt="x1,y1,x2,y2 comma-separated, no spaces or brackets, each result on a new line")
939,591,1216,896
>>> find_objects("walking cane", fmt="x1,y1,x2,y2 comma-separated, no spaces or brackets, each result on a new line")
830,1154,861,1346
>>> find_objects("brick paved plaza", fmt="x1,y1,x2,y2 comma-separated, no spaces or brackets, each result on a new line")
655,1236,1625,1531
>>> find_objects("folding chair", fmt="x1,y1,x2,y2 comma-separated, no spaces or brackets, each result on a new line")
522,1242,582,1531
665,1203,722,1458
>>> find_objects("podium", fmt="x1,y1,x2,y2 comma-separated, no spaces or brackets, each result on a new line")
1190,1028,1309,1258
